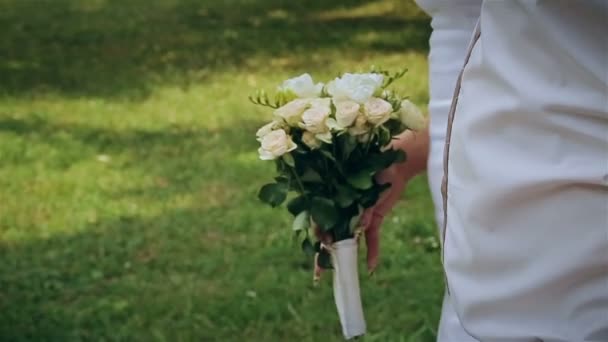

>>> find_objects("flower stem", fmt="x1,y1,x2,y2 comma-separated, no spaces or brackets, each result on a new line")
364,131,374,155
290,166,307,198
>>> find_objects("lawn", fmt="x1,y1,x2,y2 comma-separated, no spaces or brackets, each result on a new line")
0,1,444,341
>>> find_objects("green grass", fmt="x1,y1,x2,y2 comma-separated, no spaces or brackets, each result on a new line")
0,1,443,341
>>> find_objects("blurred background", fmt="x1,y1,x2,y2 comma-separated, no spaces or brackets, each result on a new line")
0,0,444,340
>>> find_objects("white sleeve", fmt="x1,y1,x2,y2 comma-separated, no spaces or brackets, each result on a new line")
443,0,608,340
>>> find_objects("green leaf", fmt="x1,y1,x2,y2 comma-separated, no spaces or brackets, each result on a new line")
319,149,336,162
363,154,388,173
292,211,310,231
301,238,315,257
346,171,374,190
363,149,407,174
340,135,358,161
335,193,355,208
378,125,392,147
258,182,288,207
287,195,309,216
317,249,333,269
384,118,407,136
359,182,392,208
275,176,289,184
293,146,308,154
282,153,295,168
300,168,322,183
310,197,339,230
349,206,364,232
335,184,358,208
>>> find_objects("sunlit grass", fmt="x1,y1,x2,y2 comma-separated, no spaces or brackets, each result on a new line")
0,1,440,341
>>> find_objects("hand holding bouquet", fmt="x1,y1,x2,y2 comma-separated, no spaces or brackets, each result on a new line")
252,70,425,339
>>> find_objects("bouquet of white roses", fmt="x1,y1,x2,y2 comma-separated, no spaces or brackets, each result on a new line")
252,70,425,340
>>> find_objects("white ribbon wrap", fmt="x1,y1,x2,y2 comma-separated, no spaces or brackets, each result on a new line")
331,238,366,340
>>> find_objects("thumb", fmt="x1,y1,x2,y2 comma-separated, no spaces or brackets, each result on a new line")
360,209,374,230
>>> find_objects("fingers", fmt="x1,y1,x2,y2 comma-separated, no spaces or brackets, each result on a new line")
314,208,386,278
360,209,374,230
365,213,385,273
374,167,407,218
361,166,400,273
313,253,323,285
375,163,398,185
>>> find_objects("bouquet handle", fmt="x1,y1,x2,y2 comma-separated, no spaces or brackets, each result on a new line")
331,238,366,340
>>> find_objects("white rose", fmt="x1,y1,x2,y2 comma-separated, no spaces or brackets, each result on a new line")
364,97,393,126
357,133,371,143
309,97,331,109
334,100,360,128
301,131,321,149
278,73,324,98
399,99,427,131
274,99,310,126
327,73,384,104
256,121,281,141
315,131,333,144
348,114,369,136
301,105,331,134
258,129,297,160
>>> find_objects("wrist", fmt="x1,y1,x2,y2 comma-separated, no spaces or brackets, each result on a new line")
401,128,429,178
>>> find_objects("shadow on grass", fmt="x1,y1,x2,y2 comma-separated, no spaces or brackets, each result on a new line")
0,0,430,99
0,113,307,340
0,206,295,341
0,203,442,341
0,114,442,341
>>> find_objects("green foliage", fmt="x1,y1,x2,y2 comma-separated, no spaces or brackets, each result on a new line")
335,184,358,208
364,149,407,173
292,211,310,231
287,195,309,216
301,238,316,257
317,249,333,269
300,168,323,183
258,182,289,207
346,170,375,190
310,197,340,231
282,153,296,168
249,90,280,109
384,117,410,137
372,66,409,89
338,134,358,161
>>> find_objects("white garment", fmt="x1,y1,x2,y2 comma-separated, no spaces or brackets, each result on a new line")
444,1,608,341
415,0,482,340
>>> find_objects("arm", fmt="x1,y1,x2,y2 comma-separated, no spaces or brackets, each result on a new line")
363,124,430,272
377,125,429,214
